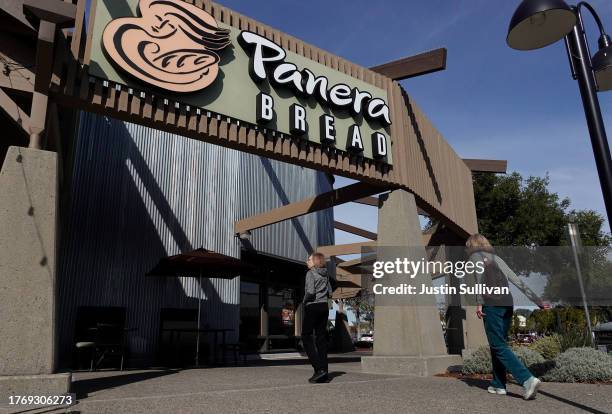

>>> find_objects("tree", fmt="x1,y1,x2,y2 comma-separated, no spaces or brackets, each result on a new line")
472,172,610,247
511,313,521,336
473,172,611,313
569,209,612,246
528,309,556,335
344,294,374,335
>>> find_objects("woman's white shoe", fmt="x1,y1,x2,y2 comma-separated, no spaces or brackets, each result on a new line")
487,386,507,395
523,377,542,400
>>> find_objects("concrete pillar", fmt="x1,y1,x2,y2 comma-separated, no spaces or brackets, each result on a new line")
361,190,462,376
0,146,70,398
423,224,488,357
445,272,466,355
462,306,487,358
444,244,488,356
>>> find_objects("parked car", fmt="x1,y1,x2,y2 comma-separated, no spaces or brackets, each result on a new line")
515,333,537,344
355,333,374,348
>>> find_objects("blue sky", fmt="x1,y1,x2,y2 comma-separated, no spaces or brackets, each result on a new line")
217,0,612,244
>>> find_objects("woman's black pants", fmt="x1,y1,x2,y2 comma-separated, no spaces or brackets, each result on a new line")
302,302,329,372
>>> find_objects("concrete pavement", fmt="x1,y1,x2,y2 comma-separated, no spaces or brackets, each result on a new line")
1,360,610,414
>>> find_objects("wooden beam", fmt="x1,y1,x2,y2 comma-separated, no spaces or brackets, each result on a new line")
334,220,377,240
23,0,77,28
0,86,31,134
336,264,363,276
0,72,34,93
324,233,433,259
316,241,376,257
353,195,429,217
463,159,507,173
370,48,447,81
0,50,35,93
235,182,389,234
335,269,362,287
337,257,365,268
354,196,378,207
332,287,361,300
70,0,88,61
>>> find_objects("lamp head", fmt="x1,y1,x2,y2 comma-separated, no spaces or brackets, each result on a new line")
593,34,612,91
507,0,577,50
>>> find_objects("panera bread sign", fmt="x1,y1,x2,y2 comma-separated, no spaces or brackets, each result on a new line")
94,0,391,161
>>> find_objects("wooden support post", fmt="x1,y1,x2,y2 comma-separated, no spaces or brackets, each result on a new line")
463,159,508,173
235,182,389,235
370,49,447,80
334,220,377,240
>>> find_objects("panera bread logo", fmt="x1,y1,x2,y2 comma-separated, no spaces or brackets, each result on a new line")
102,0,230,93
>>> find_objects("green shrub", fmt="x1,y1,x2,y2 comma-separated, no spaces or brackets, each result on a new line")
461,345,546,376
558,328,592,351
462,346,492,375
530,334,562,360
512,346,545,368
542,347,612,383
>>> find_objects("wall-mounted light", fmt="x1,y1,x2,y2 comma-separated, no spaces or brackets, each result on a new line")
238,231,252,241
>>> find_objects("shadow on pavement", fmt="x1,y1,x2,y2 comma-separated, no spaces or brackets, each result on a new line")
326,371,346,382
538,390,608,414
244,355,361,368
458,377,523,399
72,369,179,399
458,377,609,412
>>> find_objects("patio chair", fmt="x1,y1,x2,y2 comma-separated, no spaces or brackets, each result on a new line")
158,308,208,367
73,306,127,371
220,342,253,366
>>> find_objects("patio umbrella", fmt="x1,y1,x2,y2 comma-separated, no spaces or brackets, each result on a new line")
147,248,257,366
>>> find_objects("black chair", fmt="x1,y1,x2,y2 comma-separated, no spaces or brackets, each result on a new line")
158,308,208,367
221,343,253,366
73,306,127,371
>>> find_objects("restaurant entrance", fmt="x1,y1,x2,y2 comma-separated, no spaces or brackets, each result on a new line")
239,250,307,352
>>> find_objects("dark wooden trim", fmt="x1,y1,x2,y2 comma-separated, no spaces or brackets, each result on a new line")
354,196,379,207
463,159,507,173
316,241,376,257
23,0,77,28
353,195,430,217
234,182,390,235
334,220,377,240
370,48,447,81
0,87,31,134
336,257,363,268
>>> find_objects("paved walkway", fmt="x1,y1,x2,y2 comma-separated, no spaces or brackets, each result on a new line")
1,360,610,414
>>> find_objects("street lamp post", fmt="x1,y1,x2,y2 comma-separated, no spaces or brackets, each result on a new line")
507,0,612,233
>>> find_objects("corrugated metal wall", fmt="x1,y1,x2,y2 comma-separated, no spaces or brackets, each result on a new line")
238,153,334,261
57,112,333,366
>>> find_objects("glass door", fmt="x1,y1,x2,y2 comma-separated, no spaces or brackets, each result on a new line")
239,281,260,351
267,286,297,350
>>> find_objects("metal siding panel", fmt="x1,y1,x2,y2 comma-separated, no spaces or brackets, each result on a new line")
57,112,333,366
237,153,334,262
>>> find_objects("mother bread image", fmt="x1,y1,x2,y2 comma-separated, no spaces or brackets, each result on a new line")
102,0,230,93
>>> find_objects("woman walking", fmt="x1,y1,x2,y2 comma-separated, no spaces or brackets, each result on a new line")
466,234,548,400
302,252,332,383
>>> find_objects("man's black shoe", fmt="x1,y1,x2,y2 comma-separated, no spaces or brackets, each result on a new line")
309,369,328,383
307,371,319,383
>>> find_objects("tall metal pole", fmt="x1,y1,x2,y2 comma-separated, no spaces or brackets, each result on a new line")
565,9,612,233
567,223,594,345
196,273,202,367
